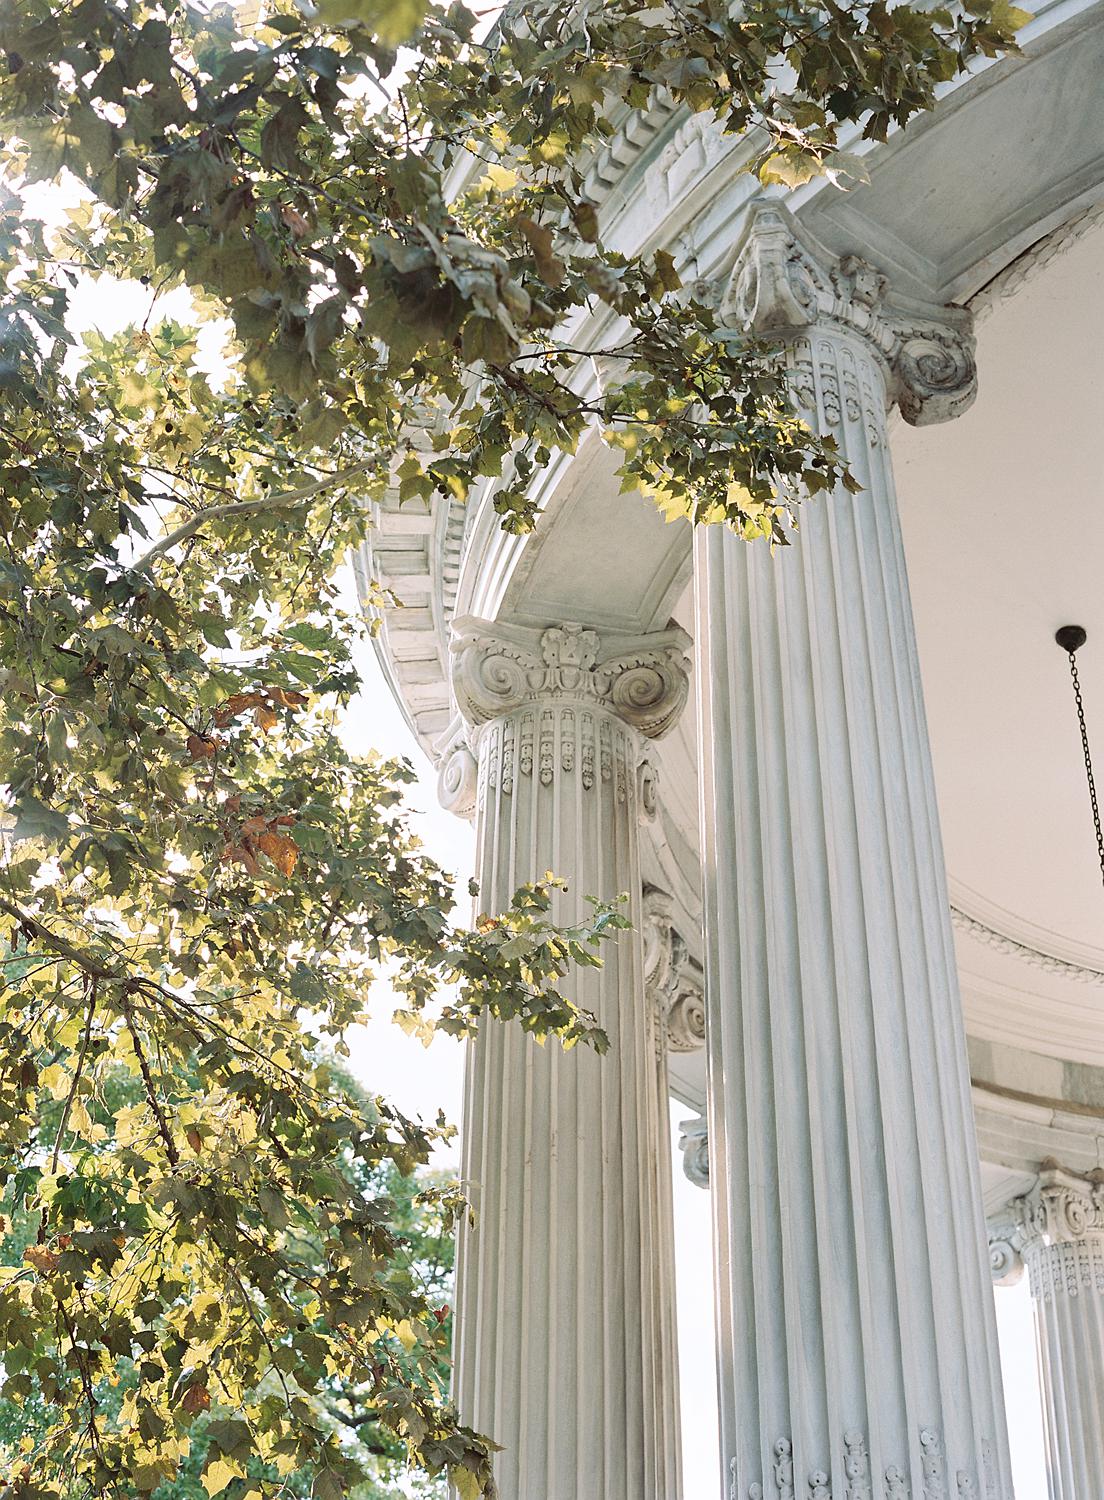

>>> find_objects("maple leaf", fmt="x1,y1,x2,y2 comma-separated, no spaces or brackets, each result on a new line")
180,1383,211,1414
186,733,218,760
256,830,298,877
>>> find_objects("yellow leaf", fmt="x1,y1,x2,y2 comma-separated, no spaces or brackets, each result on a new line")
203,1457,241,1497
450,1465,482,1500
991,0,1033,29
41,1064,68,1100
479,164,518,194
758,150,821,188
395,1317,419,1352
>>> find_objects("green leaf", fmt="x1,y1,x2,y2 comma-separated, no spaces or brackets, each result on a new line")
313,1470,345,1500
312,0,428,44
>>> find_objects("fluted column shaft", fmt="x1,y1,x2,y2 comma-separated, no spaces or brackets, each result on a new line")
993,1166,1104,1500
696,203,1013,1500
445,618,690,1500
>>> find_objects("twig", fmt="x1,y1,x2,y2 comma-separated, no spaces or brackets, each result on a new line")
51,979,98,1173
122,999,180,1169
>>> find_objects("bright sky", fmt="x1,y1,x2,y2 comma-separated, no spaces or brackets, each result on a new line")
25,177,1049,1500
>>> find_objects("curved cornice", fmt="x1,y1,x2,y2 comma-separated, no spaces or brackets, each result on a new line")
951,905,1104,987
969,200,1104,324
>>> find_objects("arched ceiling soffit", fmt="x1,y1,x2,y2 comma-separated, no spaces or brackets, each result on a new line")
456,0,1104,642
361,0,1104,760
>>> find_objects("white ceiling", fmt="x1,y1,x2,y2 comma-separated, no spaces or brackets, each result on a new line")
894,218,1104,968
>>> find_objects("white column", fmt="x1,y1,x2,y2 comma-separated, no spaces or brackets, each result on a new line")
991,1167,1104,1500
443,618,690,1500
697,203,1014,1500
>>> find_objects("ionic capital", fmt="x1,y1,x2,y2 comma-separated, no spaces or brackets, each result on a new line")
989,1163,1104,1294
987,1221,1026,1288
720,200,977,427
435,717,479,820
449,616,691,741
1017,1161,1104,1248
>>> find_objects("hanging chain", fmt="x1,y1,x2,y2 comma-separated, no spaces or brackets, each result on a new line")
1064,648,1104,893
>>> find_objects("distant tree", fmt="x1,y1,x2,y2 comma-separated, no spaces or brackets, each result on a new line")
0,0,1028,1496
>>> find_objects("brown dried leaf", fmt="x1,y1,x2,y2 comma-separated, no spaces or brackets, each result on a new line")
180,1383,211,1414
256,830,298,878
23,1246,59,1273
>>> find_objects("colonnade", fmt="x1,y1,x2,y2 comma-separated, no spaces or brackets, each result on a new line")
435,203,1101,1498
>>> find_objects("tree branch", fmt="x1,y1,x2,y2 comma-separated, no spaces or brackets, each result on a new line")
127,459,376,575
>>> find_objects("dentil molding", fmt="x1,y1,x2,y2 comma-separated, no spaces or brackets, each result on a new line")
720,200,977,428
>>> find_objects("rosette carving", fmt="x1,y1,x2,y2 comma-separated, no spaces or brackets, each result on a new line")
450,616,691,741
720,200,977,430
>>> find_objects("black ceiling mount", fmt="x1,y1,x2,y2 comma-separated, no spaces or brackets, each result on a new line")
1055,624,1104,894
1056,624,1088,654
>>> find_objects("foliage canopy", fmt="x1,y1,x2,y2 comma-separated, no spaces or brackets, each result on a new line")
0,0,1026,1495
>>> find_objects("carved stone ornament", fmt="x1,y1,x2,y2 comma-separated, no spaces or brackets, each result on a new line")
449,616,691,744
986,1221,1026,1288
642,886,707,1055
678,1115,709,1189
737,1431,995,1500
990,1164,1104,1298
1018,1161,1104,1246
843,1430,872,1500
434,716,479,820
719,200,977,428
